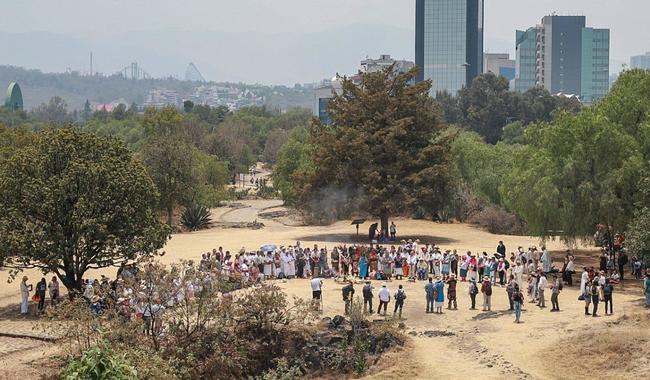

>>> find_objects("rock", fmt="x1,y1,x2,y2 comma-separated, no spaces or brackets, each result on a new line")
398,322,406,329
408,331,418,336
487,364,494,368
329,315,346,328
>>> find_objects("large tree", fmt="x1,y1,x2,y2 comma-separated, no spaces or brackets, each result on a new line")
304,66,452,235
0,129,170,292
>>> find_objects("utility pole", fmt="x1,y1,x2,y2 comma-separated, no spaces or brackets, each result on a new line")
90,52,93,76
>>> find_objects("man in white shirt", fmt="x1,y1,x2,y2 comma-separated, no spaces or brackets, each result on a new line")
377,284,391,315
310,277,323,310
537,273,548,308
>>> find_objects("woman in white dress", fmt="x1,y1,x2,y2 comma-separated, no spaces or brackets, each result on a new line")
20,276,32,315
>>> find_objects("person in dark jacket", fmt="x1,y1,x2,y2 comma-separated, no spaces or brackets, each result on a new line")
496,241,506,257
362,281,374,314
342,281,355,315
35,278,47,313
602,279,614,315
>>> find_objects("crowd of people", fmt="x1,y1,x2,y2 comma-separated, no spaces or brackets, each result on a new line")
17,235,650,330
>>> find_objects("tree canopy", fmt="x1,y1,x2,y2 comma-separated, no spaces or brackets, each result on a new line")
0,129,170,291
294,66,452,232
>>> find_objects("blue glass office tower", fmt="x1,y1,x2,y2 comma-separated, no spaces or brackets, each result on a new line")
415,0,484,96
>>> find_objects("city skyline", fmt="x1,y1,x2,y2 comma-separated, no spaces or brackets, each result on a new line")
0,0,645,84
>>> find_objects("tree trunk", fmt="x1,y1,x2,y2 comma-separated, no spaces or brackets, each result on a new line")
380,209,389,240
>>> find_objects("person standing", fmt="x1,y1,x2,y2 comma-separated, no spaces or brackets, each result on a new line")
389,222,397,241
468,278,478,310
393,284,406,319
537,273,548,308
496,241,506,258
602,279,614,315
425,278,435,313
359,254,369,279
20,276,32,315
35,278,47,314
540,247,552,274
434,277,445,314
450,249,459,277
564,256,575,286
480,276,492,311
377,284,390,316
590,281,600,317
48,276,60,306
311,277,323,311
506,275,516,311
512,284,524,323
362,281,374,314
447,274,458,310
550,275,562,312
342,281,355,315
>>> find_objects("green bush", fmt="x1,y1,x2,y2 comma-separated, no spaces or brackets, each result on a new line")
59,344,137,380
180,204,212,230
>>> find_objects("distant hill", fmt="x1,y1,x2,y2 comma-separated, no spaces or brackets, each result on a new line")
0,65,314,111
0,25,414,85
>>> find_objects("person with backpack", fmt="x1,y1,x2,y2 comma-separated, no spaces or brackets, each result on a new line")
480,276,492,311
393,284,406,319
425,278,435,313
434,277,445,314
550,274,562,311
342,281,355,315
602,278,614,315
377,283,390,316
468,278,479,310
512,283,524,323
362,281,374,314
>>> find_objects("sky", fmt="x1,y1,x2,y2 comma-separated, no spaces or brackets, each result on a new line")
0,0,646,83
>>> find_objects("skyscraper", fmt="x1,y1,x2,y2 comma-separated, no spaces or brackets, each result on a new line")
415,0,484,96
515,15,610,103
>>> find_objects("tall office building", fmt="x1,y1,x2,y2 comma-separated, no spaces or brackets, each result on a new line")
483,53,516,82
631,52,650,70
515,15,610,103
415,0,484,96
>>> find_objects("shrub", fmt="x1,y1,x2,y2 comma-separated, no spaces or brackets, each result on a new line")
180,204,212,230
59,343,137,380
467,205,527,235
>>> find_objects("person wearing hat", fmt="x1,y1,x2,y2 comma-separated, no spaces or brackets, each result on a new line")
377,283,391,316
19,276,32,315
480,276,493,311
446,274,458,310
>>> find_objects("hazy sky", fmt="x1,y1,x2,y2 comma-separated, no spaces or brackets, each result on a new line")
2,0,646,80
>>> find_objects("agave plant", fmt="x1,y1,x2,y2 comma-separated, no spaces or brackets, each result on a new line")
181,204,212,231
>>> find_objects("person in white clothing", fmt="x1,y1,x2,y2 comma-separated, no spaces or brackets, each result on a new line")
537,273,548,308
20,276,32,315
377,284,391,315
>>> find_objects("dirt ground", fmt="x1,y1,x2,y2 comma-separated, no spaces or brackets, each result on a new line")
0,200,647,379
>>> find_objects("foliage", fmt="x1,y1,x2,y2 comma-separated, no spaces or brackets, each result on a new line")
626,177,650,263
180,204,212,231
438,73,582,144
59,343,138,380
272,127,314,205
31,96,73,125
450,129,521,206
502,109,645,241
0,129,170,292
467,205,527,235
300,66,453,232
